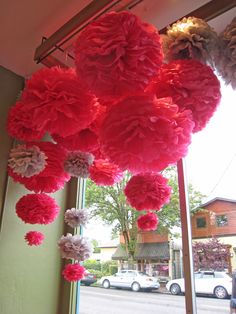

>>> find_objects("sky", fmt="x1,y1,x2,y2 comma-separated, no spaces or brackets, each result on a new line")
186,81,236,201
84,80,236,243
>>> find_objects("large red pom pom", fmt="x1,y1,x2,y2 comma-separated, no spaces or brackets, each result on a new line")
16,194,59,224
24,231,44,246
149,59,221,132
62,263,85,282
74,11,163,101
7,102,45,141
124,173,171,211
99,95,194,173
53,128,99,153
8,142,70,193
89,159,123,186
137,212,159,231
20,67,99,138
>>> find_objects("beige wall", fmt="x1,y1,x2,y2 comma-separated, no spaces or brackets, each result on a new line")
100,247,117,261
0,66,74,314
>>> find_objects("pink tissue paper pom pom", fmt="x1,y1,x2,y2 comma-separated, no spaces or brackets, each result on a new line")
99,95,194,173
89,159,123,186
8,141,70,193
24,231,44,246
74,11,163,102
64,151,94,178
148,59,221,132
58,233,92,261
16,193,59,224
137,212,159,231
20,67,99,138
124,173,172,211
62,263,85,282
8,144,47,178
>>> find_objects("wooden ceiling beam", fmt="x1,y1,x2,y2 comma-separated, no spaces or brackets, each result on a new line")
34,0,236,67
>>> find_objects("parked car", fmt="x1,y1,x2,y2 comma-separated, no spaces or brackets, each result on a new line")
230,272,236,313
81,271,97,286
166,270,232,299
99,270,160,292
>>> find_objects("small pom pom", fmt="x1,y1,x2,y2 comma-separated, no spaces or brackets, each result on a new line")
137,212,159,231
58,233,92,261
64,208,89,228
64,151,94,178
62,263,85,282
8,144,47,178
24,231,44,246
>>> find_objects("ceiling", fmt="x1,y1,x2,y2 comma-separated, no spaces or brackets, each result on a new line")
1,0,235,78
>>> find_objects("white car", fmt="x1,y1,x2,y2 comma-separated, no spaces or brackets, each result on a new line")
166,271,232,299
99,270,160,292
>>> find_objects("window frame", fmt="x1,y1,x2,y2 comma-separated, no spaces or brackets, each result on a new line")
196,216,207,229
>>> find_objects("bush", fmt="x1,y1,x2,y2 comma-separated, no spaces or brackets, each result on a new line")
83,259,101,271
109,264,118,275
89,269,104,279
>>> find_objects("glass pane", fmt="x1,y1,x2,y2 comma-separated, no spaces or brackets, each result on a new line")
187,80,236,313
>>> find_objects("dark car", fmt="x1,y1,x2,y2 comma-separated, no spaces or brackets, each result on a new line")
81,272,97,286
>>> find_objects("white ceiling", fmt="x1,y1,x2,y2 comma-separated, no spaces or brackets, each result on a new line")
0,0,235,78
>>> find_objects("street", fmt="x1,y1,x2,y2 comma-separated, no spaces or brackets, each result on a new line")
79,286,230,314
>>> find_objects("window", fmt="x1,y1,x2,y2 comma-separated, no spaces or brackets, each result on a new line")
216,214,228,227
196,217,206,228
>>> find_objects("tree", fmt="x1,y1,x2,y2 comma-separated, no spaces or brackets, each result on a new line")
85,166,204,259
193,238,231,271
86,172,138,259
91,239,101,253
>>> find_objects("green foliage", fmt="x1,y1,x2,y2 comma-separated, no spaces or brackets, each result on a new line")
83,259,101,271
83,260,118,278
91,239,101,253
101,260,118,274
159,166,205,231
88,269,104,279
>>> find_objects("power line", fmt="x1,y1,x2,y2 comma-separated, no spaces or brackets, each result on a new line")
208,151,236,198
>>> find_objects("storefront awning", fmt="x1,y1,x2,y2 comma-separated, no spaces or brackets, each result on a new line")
112,242,170,260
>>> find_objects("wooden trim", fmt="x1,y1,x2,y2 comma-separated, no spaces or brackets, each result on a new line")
34,0,119,62
159,0,236,33
177,159,197,314
193,233,236,239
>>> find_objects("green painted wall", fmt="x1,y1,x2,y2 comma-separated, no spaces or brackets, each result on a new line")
0,66,73,314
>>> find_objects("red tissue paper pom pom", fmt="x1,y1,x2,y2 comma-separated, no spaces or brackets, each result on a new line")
7,101,45,141
16,193,59,224
100,95,194,173
74,11,163,101
20,67,99,138
89,159,123,186
24,231,44,246
149,59,221,132
52,105,106,153
8,142,70,193
137,212,159,231
53,128,99,153
62,263,85,282
124,173,171,211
